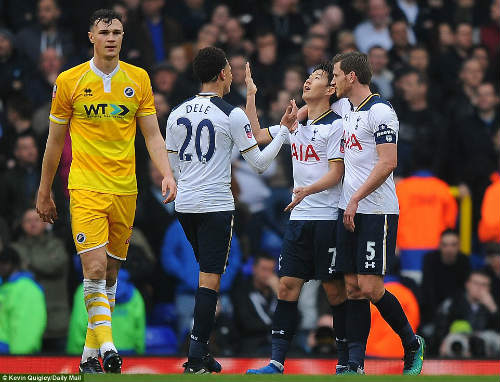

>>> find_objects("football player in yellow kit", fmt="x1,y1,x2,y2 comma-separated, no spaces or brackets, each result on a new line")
36,8,176,374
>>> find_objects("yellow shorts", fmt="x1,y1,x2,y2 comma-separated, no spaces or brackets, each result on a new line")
70,189,137,260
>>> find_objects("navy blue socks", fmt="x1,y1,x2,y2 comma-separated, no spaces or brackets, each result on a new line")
188,287,218,360
331,301,348,366
346,299,371,369
271,299,299,365
374,290,418,350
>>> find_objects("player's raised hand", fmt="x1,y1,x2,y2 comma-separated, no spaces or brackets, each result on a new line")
280,100,298,131
343,198,358,232
284,186,310,211
245,62,257,97
36,191,58,224
162,175,177,204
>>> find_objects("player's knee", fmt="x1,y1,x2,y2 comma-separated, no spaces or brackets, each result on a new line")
84,260,106,279
322,281,346,305
278,279,300,301
344,278,361,299
358,283,384,302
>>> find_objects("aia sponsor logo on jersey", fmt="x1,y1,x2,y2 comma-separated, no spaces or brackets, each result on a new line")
291,143,320,162
343,131,363,151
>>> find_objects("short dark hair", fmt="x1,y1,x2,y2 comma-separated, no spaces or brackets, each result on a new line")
401,67,428,85
312,61,334,86
332,51,372,85
254,251,276,265
468,269,491,281
193,46,227,83
441,228,459,238
89,9,122,30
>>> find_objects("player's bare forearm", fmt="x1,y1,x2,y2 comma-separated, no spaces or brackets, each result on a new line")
246,94,270,145
297,104,308,122
285,161,343,211
138,114,174,178
245,62,270,145
38,121,68,196
351,143,397,203
307,161,344,195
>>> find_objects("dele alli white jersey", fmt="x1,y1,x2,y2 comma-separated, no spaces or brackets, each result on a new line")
334,94,399,214
166,93,287,213
268,108,344,220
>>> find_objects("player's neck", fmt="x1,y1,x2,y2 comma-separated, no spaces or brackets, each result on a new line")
348,84,372,109
200,83,224,98
307,100,331,121
92,55,119,75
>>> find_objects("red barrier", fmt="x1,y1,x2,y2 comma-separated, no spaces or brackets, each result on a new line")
0,357,498,375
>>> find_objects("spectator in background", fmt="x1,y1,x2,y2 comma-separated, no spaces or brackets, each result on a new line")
396,69,445,177
366,280,420,358
336,30,357,53
282,66,305,106
0,246,46,354
1,95,36,161
450,58,484,121
0,134,40,226
161,219,242,343
232,252,279,355
170,0,210,40
151,62,195,109
449,82,498,226
483,243,500,304
435,22,474,93
221,18,253,57
480,0,500,58
478,170,500,244
168,45,189,75
471,45,494,82
224,53,248,108
27,47,64,110
258,0,307,56
388,19,413,71
354,0,397,53
210,4,230,35
434,22,455,55
408,45,429,75
420,230,471,325
130,0,184,69
368,45,394,99
10,208,69,352
15,0,74,67
435,270,500,358
290,35,328,75
67,268,145,355
251,30,280,112
396,150,458,283
318,5,344,53
0,28,30,107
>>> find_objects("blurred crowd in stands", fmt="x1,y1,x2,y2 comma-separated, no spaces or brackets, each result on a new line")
0,0,499,359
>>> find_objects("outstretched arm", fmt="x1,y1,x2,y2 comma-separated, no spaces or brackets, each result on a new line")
285,160,344,211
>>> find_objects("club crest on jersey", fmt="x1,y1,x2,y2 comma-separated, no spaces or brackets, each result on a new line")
291,143,320,162
244,123,253,138
124,86,135,97
76,232,86,244
52,84,57,98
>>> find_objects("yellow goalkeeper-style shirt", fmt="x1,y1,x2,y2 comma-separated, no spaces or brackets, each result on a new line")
49,58,156,195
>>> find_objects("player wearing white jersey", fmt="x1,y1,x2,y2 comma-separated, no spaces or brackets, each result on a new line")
167,47,296,374
245,62,349,375
332,52,424,375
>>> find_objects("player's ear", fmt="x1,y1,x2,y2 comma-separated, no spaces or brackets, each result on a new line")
88,31,94,44
219,68,226,81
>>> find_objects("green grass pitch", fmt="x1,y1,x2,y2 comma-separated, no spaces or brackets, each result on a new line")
84,374,499,382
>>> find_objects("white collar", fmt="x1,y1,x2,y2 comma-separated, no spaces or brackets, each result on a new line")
90,57,120,79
